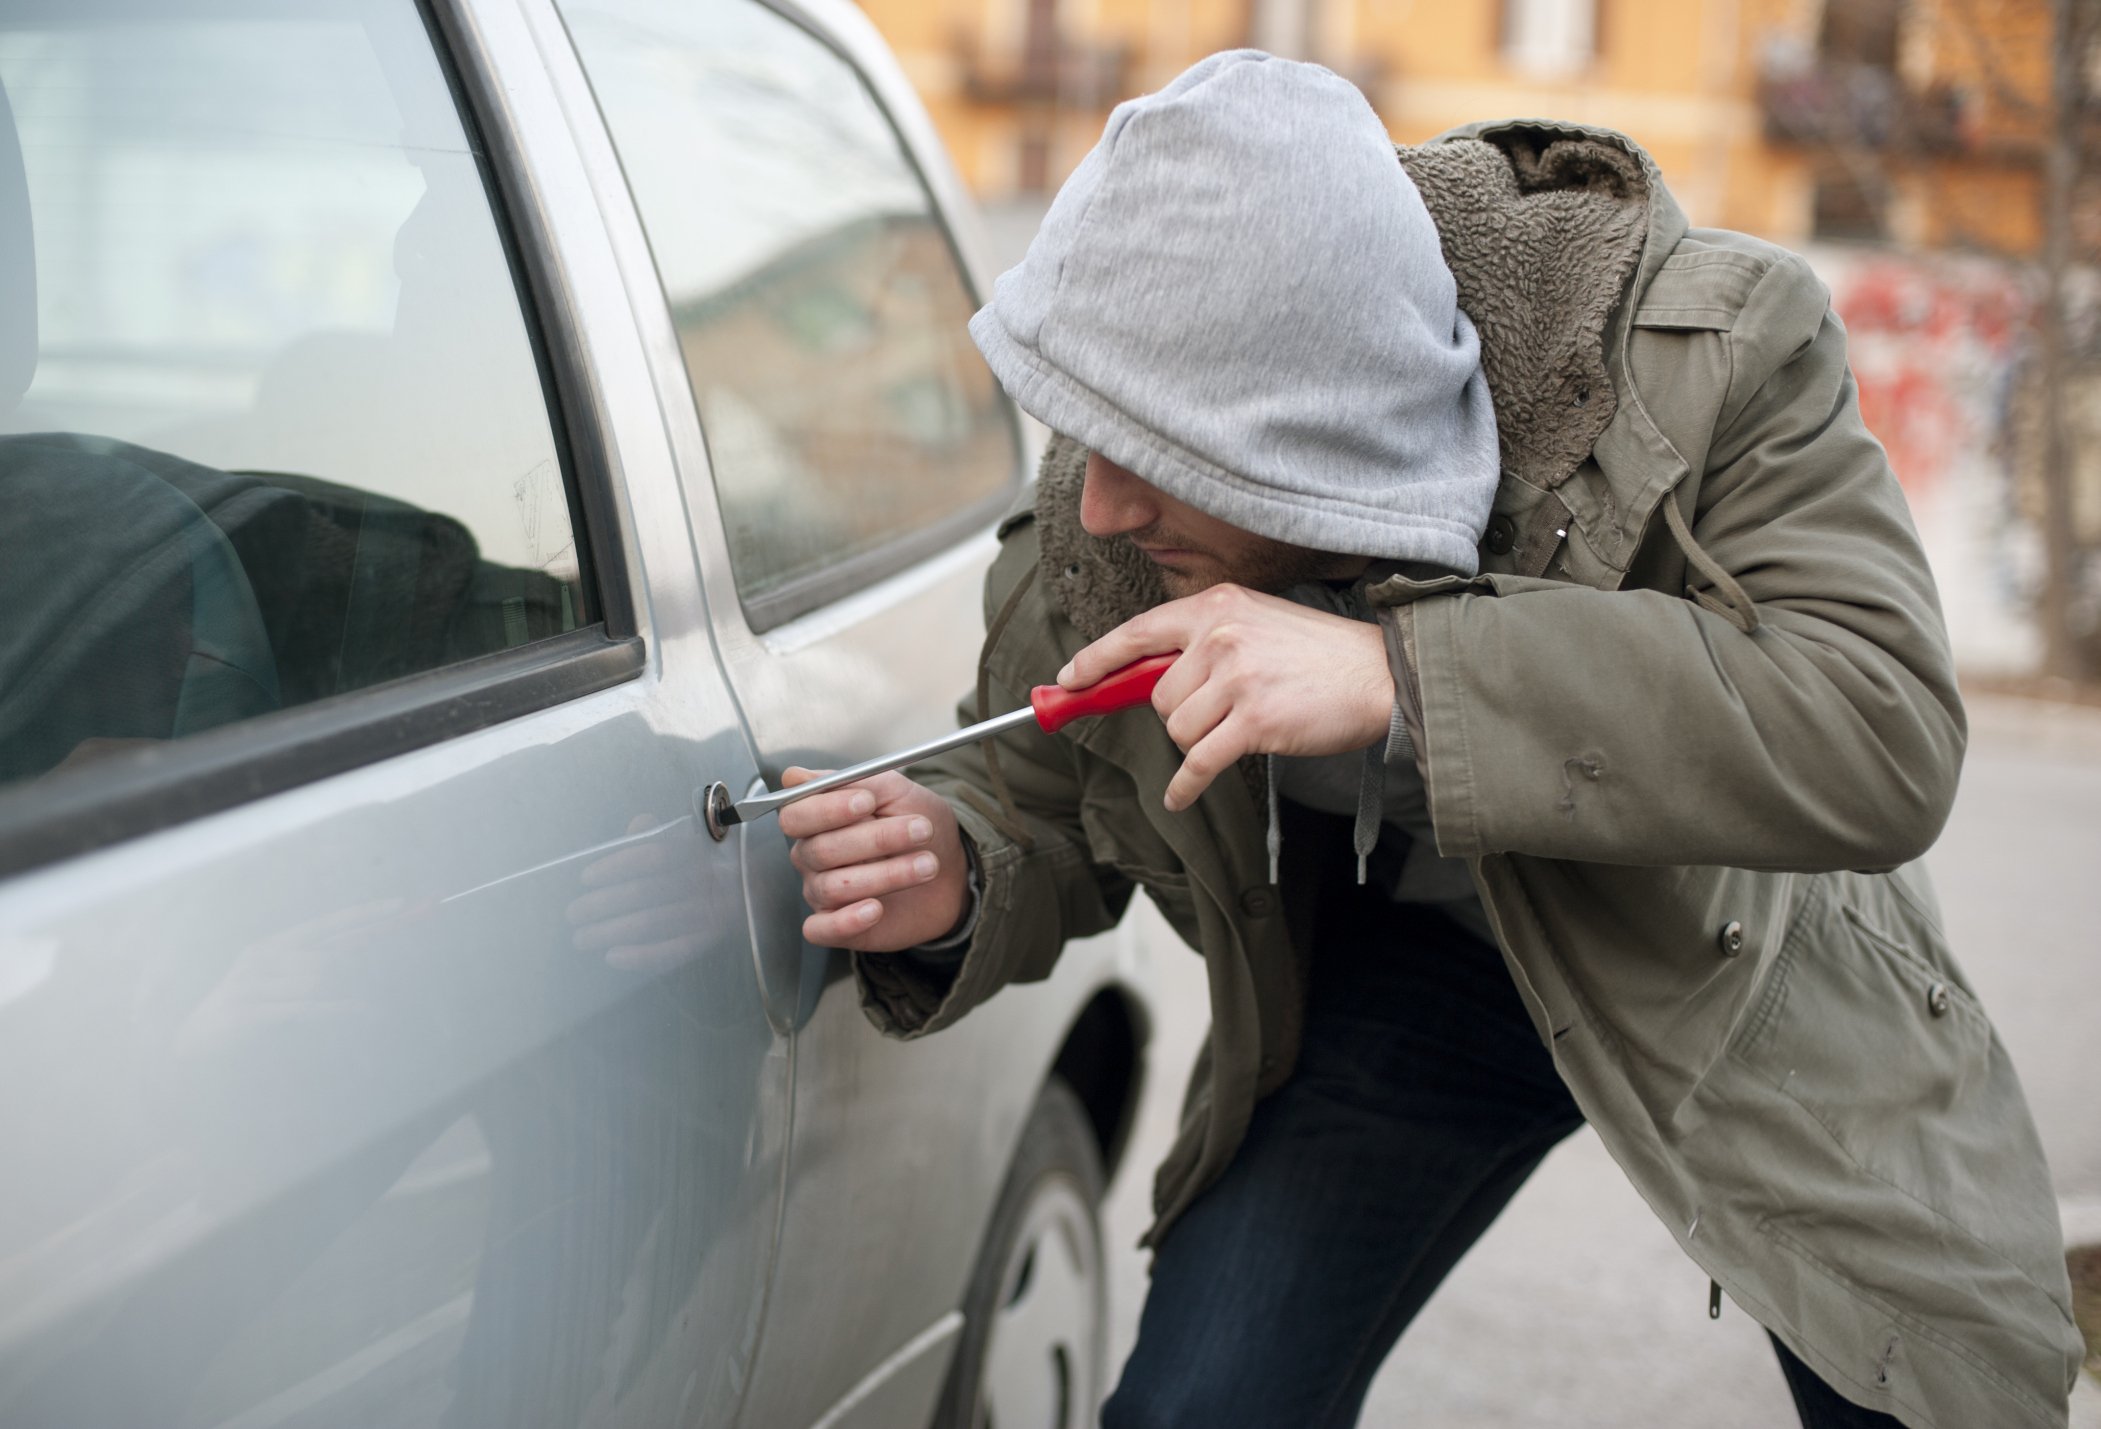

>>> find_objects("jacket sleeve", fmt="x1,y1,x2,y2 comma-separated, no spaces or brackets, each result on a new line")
1393,254,1966,873
853,564,1131,1039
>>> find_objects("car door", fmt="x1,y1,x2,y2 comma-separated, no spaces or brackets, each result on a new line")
534,0,1044,1420
0,3,786,1426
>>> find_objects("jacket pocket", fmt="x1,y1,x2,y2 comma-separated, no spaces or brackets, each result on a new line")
1078,792,1196,937
1729,877,1991,1217
1078,792,1185,884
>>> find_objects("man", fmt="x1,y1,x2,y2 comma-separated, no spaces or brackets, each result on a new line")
780,52,2082,1428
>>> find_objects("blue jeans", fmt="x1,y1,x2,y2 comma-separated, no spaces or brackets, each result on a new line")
1103,813,1903,1429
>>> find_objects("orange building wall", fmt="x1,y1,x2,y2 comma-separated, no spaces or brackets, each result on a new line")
861,0,2049,258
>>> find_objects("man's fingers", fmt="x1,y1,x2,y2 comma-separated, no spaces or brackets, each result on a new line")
783,766,916,800
791,814,934,873
1149,646,1220,722
804,851,942,910
1162,681,1230,754
778,782,878,838
803,899,885,945
1058,606,1187,689
1060,584,1262,689
777,769,921,838
1164,720,1248,812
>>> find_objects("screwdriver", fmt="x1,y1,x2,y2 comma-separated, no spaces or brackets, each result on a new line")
710,653,1176,829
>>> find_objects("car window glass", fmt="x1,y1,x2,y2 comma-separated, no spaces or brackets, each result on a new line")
556,0,1018,631
0,0,585,793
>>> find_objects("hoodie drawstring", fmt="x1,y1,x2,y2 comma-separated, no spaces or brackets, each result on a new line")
1353,741,1384,885
1264,724,1386,889
1263,580,1389,887
1265,753,1283,885
1661,494,1759,635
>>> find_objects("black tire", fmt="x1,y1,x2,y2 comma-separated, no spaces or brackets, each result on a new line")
932,1076,1108,1429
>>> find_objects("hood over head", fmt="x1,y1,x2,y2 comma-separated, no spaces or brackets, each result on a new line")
968,49,1500,575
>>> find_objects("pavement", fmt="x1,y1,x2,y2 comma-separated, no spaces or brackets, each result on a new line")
1097,693,2101,1425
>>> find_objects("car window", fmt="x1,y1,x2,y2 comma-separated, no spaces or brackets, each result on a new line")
556,0,1019,632
0,0,586,793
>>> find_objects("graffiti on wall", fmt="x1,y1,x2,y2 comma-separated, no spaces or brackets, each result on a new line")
1826,253,2031,495
1809,246,2047,672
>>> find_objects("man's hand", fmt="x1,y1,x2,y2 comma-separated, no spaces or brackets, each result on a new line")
1059,584,1394,811
780,767,970,951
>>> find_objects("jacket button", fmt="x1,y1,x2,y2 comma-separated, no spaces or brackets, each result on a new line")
1717,920,1745,957
1484,515,1517,556
1926,982,1951,1017
1239,887,1277,917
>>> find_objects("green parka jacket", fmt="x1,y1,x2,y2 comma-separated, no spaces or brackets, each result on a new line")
855,120,2083,1428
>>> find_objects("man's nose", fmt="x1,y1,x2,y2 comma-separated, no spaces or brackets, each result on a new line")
1080,454,1156,538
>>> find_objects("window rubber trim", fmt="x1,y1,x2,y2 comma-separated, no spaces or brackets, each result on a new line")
0,3,647,883
426,0,636,640
0,630,646,880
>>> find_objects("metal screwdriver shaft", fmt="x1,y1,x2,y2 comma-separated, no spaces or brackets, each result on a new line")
715,653,1177,828
720,706,1040,827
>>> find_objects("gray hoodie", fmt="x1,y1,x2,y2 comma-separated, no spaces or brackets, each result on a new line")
964,50,1502,908
967,49,1500,573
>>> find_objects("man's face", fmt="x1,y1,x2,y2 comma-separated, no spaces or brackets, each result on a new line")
1079,452,1367,598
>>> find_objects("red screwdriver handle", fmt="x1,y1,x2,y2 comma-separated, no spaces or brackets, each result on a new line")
1029,653,1178,735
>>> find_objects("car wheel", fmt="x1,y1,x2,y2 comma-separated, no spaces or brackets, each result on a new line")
933,1076,1107,1429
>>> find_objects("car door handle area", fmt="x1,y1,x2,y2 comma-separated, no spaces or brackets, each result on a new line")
720,777,825,1035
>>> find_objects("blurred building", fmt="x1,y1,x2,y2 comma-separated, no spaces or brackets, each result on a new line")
863,0,2060,257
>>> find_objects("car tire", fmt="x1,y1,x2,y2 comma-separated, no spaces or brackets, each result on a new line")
932,1076,1108,1429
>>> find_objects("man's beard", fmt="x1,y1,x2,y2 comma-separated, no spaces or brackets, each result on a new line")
1132,522,1365,597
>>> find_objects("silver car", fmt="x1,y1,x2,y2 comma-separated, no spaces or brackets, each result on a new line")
0,2,1153,1425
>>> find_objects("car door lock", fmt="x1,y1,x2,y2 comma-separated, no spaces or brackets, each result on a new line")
698,782,734,841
